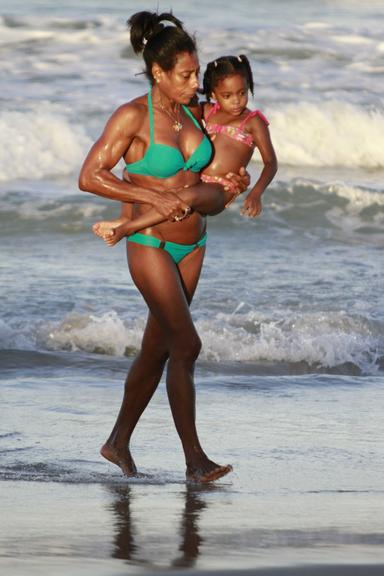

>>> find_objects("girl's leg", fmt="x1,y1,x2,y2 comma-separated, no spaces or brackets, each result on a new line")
93,201,133,238
101,182,234,246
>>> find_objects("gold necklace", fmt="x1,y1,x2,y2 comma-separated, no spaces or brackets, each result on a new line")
158,93,183,133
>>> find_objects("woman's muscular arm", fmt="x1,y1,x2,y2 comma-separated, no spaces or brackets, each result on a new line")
79,103,190,220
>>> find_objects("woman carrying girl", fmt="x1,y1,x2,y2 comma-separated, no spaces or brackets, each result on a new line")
94,54,277,245
79,11,273,483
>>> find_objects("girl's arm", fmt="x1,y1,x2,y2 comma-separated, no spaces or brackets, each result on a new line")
79,102,190,221
241,117,278,218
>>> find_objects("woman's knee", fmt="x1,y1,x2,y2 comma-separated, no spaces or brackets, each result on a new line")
138,334,169,364
169,332,202,363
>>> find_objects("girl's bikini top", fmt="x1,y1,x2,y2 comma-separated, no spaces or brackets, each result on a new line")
125,89,212,179
204,102,269,148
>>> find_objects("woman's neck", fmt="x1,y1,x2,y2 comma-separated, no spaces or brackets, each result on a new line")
152,85,179,113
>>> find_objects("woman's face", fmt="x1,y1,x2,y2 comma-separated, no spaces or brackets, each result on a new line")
155,51,200,104
212,74,249,116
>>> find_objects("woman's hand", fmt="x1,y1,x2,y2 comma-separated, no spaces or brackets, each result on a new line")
153,189,192,221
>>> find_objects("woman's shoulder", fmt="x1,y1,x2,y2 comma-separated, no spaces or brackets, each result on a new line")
184,95,203,122
107,95,149,132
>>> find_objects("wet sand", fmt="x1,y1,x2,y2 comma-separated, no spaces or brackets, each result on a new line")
2,561,384,576
2,479,384,576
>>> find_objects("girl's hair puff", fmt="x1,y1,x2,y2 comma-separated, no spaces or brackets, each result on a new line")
128,11,197,82
202,55,254,100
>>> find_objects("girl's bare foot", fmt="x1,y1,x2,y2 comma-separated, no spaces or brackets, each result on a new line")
100,442,138,477
186,457,233,483
92,218,126,239
103,224,130,247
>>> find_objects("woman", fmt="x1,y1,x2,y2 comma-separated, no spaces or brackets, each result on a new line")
79,11,248,482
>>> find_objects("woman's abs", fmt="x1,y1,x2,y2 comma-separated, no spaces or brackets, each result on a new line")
133,202,206,244
127,172,206,244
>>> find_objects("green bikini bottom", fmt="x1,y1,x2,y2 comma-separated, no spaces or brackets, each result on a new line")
126,232,207,265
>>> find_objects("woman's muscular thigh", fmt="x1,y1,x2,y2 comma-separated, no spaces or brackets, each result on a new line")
127,244,197,337
139,245,206,357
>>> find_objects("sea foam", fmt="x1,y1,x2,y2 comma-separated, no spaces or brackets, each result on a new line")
2,308,381,375
265,101,384,168
0,105,92,181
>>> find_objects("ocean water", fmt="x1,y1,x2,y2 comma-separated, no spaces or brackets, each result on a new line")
1,0,384,572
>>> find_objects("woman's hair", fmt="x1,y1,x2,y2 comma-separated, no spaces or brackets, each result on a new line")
202,55,254,100
128,11,197,82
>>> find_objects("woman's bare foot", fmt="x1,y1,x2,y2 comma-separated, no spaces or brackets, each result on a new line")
92,218,126,239
186,458,233,483
100,443,138,477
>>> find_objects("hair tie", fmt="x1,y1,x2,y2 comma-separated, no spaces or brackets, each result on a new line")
237,55,242,62
214,60,217,68
142,37,148,46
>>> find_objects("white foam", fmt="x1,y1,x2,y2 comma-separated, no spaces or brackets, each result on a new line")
0,26,54,47
196,310,381,372
0,197,105,222
39,311,144,356
303,22,331,30
0,15,107,48
325,182,384,213
264,101,384,168
287,179,384,213
331,34,373,45
30,309,383,374
0,104,92,181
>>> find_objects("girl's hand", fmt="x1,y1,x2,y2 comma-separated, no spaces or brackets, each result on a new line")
241,193,263,218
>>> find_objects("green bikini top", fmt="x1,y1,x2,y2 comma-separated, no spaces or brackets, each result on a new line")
125,89,212,179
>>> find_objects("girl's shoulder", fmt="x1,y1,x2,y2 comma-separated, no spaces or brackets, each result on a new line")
201,101,219,124
242,108,269,128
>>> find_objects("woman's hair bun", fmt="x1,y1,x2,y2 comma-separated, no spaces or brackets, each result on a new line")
128,11,184,54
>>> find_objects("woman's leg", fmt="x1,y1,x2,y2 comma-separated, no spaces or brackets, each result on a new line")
101,243,231,481
129,243,231,481
100,311,169,475
102,243,201,474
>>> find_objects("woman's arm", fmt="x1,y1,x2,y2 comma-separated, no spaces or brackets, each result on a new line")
79,102,190,220
103,173,250,245
241,118,278,218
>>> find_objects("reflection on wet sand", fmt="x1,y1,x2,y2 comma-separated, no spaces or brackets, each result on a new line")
105,483,222,570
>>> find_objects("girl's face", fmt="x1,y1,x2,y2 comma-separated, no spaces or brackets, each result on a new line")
212,73,249,116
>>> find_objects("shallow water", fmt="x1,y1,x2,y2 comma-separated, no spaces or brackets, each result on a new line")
2,361,384,571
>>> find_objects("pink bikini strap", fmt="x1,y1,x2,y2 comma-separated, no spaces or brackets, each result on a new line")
204,102,220,122
239,110,269,129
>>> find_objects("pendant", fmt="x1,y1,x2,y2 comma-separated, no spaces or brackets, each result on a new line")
173,121,183,132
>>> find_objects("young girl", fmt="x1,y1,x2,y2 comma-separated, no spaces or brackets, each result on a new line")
94,54,277,246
